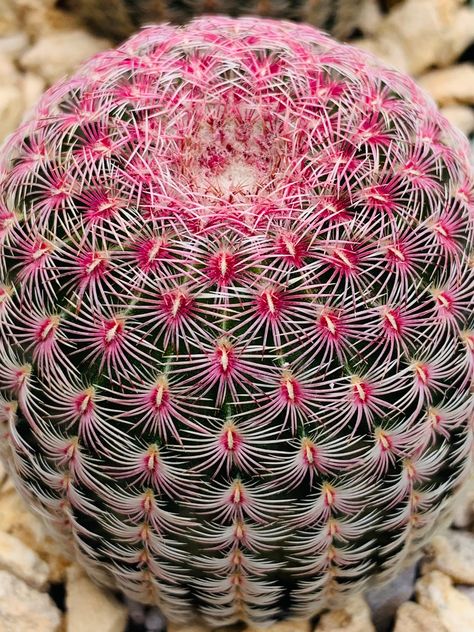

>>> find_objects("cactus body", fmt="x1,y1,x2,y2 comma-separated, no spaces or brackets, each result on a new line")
0,17,473,627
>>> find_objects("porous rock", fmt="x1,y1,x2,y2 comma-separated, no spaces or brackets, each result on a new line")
0,569,61,632
415,570,474,632
0,530,49,590
422,532,474,585
0,487,71,582
393,602,448,632
314,594,376,632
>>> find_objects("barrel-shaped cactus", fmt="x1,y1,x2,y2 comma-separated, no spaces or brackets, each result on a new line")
0,17,473,627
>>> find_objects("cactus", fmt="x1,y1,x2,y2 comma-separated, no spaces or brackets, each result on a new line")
66,0,364,41
0,16,473,628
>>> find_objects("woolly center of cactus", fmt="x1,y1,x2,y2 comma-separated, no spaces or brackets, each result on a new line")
180,110,283,200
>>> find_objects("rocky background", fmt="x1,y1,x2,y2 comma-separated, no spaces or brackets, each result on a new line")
0,1,473,631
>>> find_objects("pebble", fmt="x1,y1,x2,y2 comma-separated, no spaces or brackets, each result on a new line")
314,594,376,632
418,64,474,106
0,569,61,632
415,570,474,632
441,105,474,137
367,0,471,76
0,85,23,141
0,530,49,590
0,487,71,583
0,31,28,60
393,602,448,632
451,474,474,529
20,71,46,113
421,531,474,585
20,28,111,84
65,564,128,632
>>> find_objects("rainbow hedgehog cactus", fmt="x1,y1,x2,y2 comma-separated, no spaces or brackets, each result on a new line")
0,15,473,627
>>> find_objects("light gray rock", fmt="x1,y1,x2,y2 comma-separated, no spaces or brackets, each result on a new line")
0,530,49,590
366,563,418,632
0,569,61,632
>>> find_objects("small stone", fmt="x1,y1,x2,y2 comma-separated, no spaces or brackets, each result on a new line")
0,462,7,490
0,85,23,142
65,564,127,632
0,531,49,590
314,594,376,632
21,72,46,113
0,488,71,583
393,602,448,632
451,474,474,529
248,619,311,632
372,0,467,75
20,29,111,84
415,570,474,632
0,31,29,60
0,569,61,632
422,532,474,585
418,64,474,106
144,607,166,631
441,105,474,137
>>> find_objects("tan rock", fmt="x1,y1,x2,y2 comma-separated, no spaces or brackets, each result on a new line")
0,569,61,632
451,474,474,529
441,105,474,137
419,64,474,106
13,0,79,39
21,72,46,113
415,570,474,632
0,31,29,60
0,85,23,143
65,564,127,632
0,488,71,583
167,624,210,632
358,0,473,76
355,37,408,73
0,530,49,590
0,462,7,490
248,619,311,632
393,602,448,632
20,29,111,84
315,594,376,632
0,0,19,36
422,532,474,585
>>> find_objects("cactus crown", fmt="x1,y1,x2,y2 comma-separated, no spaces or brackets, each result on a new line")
0,16,473,627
